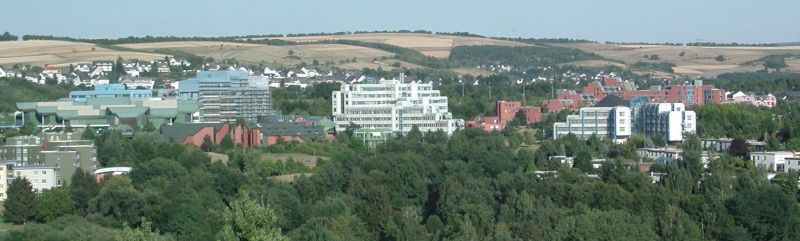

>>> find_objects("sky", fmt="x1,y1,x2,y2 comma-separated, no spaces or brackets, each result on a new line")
2,0,799,43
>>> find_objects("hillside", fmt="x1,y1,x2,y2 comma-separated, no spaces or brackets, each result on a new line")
1,33,799,78
252,32,532,57
551,43,800,77
0,40,168,67
117,41,408,70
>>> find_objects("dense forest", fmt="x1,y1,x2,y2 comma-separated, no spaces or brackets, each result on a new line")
448,45,603,68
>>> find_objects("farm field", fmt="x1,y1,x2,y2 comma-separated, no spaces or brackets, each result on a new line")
0,40,167,68
119,41,396,68
255,33,531,57
553,43,800,77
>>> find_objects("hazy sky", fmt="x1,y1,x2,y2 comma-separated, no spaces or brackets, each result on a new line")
2,0,798,43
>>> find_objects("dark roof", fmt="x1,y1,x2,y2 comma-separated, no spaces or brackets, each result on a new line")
257,122,325,141
161,123,223,141
594,95,629,107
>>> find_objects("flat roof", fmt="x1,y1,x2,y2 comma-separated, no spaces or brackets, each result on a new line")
93,167,132,175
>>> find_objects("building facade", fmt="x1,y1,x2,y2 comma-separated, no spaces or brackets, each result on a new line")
635,103,696,142
353,128,394,149
0,133,96,187
553,106,632,143
69,84,153,102
0,160,61,200
178,71,272,123
750,152,796,172
332,78,463,136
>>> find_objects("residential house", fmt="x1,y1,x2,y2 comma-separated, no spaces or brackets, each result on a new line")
75,63,91,72
92,60,114,72
156,63,170,73
750,151,796,172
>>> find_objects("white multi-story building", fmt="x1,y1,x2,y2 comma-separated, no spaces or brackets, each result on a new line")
332,78,463,136
0,161,60,200
635,103,696,142
750,151,795,172
553,106,632,143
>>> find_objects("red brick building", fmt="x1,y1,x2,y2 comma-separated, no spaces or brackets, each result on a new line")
496,101,522,123
467,101,543,131
162,121,325,149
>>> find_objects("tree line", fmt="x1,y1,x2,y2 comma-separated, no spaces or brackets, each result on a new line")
0,31,18,41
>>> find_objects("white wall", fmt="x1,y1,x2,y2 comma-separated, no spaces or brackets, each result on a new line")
14,167,59,193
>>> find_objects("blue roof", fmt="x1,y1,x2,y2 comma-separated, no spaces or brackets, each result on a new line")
194,70,248,81
94,84,126,91
69,84,153,102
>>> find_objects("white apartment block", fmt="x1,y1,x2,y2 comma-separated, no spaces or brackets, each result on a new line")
0,161,60,200
553,106,632,143
15,165,59,193
332,78,463,136
750,151,795,172
636,103,696,142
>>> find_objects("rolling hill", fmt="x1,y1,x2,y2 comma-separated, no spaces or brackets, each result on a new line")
1,33,799,78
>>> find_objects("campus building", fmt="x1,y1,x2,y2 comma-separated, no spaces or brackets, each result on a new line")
634,103,696,142
331,78,463,136
353,128,394,149
16,97,200,130
553,106,632,143
68,84,153,102
161,120,326,149
465,101,542,131
178,71,272,123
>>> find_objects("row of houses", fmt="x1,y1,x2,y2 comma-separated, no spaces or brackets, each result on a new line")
540,75,778,114
0,57,190,87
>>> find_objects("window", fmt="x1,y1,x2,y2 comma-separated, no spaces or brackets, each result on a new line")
42,171,46,175
41,179,46,184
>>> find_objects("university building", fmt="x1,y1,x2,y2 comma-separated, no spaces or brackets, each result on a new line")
553,106,632,143
634,103,696,142
178,71,272,123
332,78,463,136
